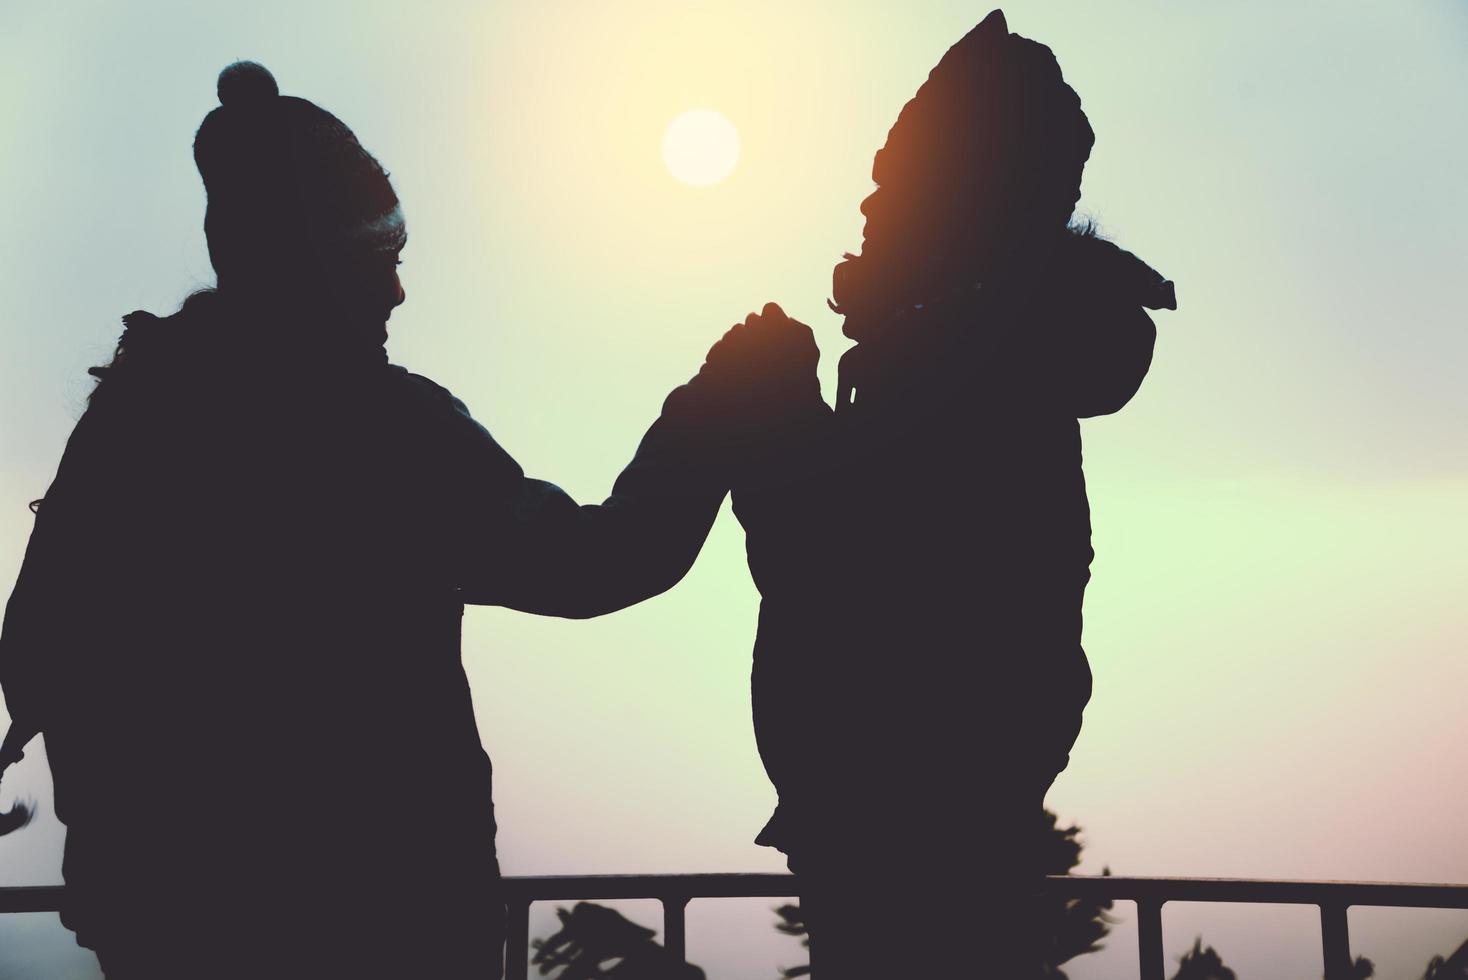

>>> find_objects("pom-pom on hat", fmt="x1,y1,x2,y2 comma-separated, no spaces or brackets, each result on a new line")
876,10,1093,229
216,60,280,105
193,61,405,287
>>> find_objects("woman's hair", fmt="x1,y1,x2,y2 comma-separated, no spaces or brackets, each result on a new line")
86,289,219,403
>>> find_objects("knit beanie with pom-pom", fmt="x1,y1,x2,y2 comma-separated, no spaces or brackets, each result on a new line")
192,61,405,289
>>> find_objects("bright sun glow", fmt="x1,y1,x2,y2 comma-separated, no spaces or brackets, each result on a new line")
661,109,740,187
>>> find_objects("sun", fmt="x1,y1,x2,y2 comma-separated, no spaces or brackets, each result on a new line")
661,109,740,187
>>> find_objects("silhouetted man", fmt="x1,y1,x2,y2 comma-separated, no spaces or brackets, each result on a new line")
0,62,787,980
731,11,1176,976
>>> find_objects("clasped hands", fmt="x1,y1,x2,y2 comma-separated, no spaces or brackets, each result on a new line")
677,302,828,486
697,302,822,413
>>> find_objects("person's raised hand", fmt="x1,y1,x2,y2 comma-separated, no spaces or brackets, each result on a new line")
700,302,821,407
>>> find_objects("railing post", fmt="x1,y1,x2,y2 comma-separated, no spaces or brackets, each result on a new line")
662,894,690,967
1320,904,1352,980
1137,899,1165,980
505,897,531,980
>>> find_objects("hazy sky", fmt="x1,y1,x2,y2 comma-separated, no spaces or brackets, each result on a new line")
2,2,1466,978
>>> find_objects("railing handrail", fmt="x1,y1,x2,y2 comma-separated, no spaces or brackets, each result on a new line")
6,874,1468,978
504,871,797,901
6,874,1468,909
1045,874,1468,908
494,873,1468,906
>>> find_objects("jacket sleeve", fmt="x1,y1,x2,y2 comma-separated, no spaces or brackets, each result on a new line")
1043,236,1169,419
434,378,731,619
1055,304,1158,419
0,401,118,741
987,287,1158,420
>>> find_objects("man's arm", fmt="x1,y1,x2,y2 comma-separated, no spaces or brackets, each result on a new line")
435,305,825,619
444,378,729,619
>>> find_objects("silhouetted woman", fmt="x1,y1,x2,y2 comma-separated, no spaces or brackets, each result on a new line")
0,63,757,979
731,10,1176,976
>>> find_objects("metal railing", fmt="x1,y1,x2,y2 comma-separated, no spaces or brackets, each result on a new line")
500,873,795,979
6,874,1468,979
1053,876,1468,980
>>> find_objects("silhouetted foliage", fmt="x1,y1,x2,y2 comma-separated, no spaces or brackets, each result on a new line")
771,903,809,979
1170,940,1237,980
1035,809,1116,974
767,809,1113,979
0,797,34,837
0,722,36,838
1420,938,1468,979
1171,936,1376,979
531,902,706,980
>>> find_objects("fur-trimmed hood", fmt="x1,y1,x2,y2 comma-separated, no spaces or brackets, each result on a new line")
835,228,1173,420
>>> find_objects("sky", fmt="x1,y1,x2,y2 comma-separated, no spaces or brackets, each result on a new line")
1,1,1466,977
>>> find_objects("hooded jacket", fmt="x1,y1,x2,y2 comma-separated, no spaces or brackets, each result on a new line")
734,229,1172,857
